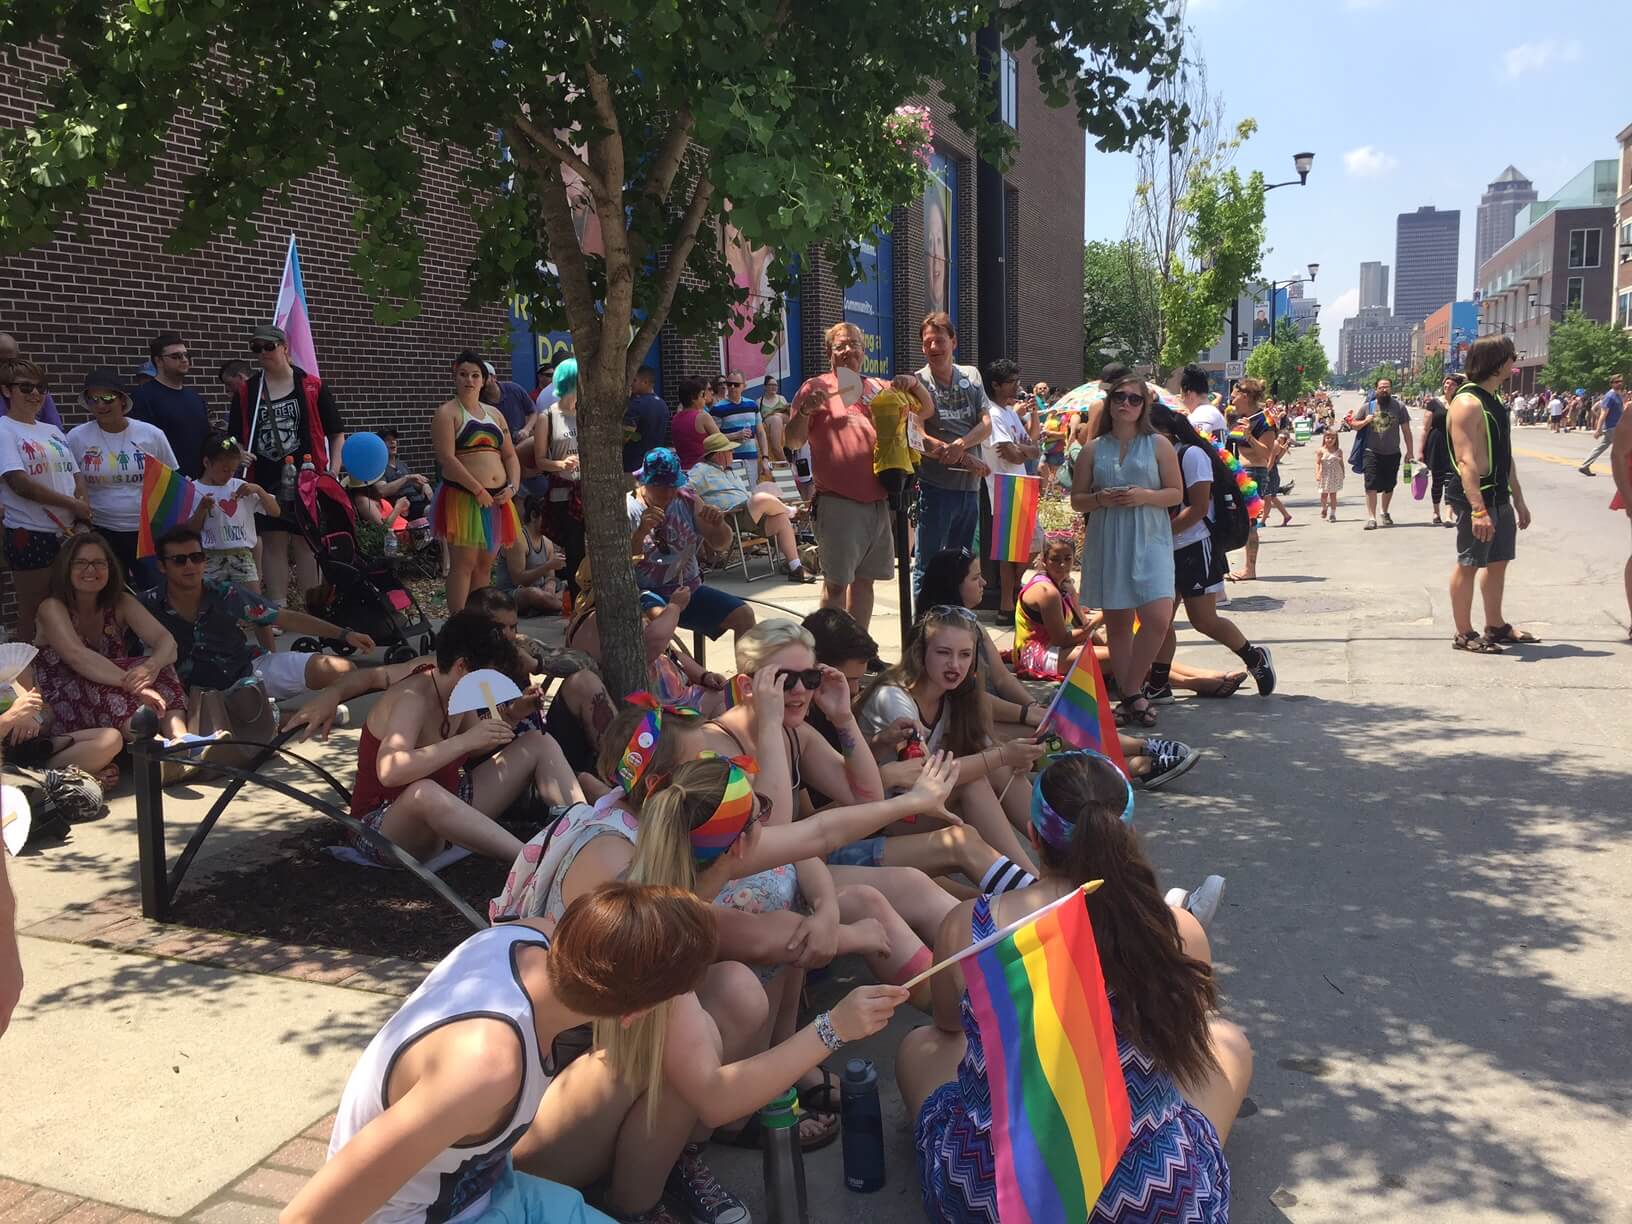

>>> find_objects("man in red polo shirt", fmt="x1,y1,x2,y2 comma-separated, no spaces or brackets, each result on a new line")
786,322,929,629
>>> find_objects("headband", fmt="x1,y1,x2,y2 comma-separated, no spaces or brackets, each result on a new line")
689,755,758,868
616,692,665,795
1030,750,1134,852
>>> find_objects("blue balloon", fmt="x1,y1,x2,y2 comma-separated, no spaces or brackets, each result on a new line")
341,432,389,483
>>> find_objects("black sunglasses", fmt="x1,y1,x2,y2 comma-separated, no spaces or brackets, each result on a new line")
4,381,46,395
83,392,123,404
163,551,208,566
925,604,980,624
249,341,279,354
1109,390,1146,406
777,667,822,691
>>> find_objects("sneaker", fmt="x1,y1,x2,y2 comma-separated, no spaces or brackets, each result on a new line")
1244,645,1277,695
666,1146,750,1224
1141,681,1176,704
1134,739,1201,791
1381,512,1394,526
1364,518,1377,530
1579,464,1593,476
1165,875,1226,929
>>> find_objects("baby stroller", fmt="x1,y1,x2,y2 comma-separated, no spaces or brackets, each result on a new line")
287,468,436,663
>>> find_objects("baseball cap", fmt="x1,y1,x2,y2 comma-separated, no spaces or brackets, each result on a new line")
636,447,687,487
701,433,737,456
251,324,288,345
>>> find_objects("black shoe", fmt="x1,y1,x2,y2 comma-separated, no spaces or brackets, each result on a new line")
1245,645,1277,695
783,565,817,584
1141,681,1176,704
1134,739,1201,790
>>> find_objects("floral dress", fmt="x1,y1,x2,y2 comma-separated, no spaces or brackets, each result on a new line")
35,606,186,733
1317,448,1346,493
914,895,1229,1222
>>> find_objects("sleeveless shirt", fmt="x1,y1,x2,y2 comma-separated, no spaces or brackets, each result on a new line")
328,923,553,1223
1444,384,1512,508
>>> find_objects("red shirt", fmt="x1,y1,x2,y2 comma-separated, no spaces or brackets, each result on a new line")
795,373,886,503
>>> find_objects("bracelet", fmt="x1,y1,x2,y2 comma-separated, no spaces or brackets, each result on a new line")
1470,508,1489,519
814,1011,844,1051
1019,702,1033,724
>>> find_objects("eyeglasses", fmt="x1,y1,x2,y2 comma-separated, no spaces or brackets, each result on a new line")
3,381,46,395
161,350,190,361
83,392,123,404
1108,391,1146,406
777,667,822,691
163,551,207,566
70,558,109,572
249,341,279,354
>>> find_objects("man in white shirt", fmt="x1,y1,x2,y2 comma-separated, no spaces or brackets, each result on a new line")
982,359,1043,619
1179,365,1227,436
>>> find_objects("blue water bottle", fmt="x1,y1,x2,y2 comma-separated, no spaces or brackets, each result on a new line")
840,1057,886,1192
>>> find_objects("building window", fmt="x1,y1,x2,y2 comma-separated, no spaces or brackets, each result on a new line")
1622,221,1632,262
1567,228,1600,269
998,50,1018,129
1566,277,1584,312
1619,291,1632,328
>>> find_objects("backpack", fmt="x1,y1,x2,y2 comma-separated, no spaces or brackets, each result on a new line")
1181,442,1252,553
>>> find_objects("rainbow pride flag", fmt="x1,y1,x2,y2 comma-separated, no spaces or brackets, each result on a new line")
965,885,1132,1223
138,455,197,558
990,473,1041,563
1037,642,1128,776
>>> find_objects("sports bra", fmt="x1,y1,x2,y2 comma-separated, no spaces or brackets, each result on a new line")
455,404,505,454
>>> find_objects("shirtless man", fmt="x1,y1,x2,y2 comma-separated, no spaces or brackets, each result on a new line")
1226,377,1275,582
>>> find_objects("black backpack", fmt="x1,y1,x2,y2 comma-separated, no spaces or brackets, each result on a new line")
1180,442,1252,553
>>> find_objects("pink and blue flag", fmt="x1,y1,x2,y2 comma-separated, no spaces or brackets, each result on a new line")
274,234,320,376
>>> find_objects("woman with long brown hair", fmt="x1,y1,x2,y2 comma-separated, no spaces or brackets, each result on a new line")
897,751,1252,1222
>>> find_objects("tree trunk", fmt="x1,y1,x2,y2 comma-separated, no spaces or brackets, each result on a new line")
575,357,646,699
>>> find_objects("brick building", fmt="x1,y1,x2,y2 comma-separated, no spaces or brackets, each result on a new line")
1616,121,1632,330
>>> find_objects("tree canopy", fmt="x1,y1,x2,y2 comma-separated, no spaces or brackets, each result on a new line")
1,0,1188,692
1082,239,1160,373
1539,313,1632,396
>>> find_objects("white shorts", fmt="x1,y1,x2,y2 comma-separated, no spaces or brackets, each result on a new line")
251,650,314,701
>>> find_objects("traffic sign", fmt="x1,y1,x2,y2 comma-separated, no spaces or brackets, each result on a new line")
1225,360,1244,379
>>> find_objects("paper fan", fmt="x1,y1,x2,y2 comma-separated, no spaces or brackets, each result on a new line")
449,668,523,717
0,643,39,689
835,366,864,407
2,785,31,857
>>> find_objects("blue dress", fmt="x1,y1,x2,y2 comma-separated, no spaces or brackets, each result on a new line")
1082,432,1175,610
913,896,1230,1222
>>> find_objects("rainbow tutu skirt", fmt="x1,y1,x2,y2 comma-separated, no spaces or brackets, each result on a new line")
431,483,522,551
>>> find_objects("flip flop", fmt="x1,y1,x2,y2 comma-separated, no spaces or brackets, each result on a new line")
1192,672,1248,698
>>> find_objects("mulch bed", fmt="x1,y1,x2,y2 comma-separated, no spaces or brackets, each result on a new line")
169,806,544,963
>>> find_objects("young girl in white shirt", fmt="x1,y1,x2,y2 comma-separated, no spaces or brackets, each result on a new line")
192,432,280,646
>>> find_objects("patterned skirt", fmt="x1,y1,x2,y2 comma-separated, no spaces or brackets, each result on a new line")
34,649,186,734
432,483,522,551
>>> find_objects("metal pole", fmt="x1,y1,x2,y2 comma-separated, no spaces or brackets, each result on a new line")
894,481,914,652
1268,280,1277,340
130,707,168,921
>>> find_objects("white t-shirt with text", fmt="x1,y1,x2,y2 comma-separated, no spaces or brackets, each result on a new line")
194,478,260,551
0,415,80,533
67,419,178,532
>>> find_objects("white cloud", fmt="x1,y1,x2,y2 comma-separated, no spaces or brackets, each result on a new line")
1502,38,1582,79
1318,288,1360,364
1343,146,1399,177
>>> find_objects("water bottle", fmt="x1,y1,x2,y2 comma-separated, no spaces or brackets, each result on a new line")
759,1088,808,1224
300,453,316,476
280,456,297,504
840,1058,886,1192
383,529,398,556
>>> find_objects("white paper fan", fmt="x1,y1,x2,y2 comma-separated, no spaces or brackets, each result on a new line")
835,365,864,407
2,784,31,856
449,668,523,717
0,642,39,689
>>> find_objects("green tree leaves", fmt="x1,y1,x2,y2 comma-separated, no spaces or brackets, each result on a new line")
1082,238,1159,371
1158,166,1266,373
1539,313,1632,395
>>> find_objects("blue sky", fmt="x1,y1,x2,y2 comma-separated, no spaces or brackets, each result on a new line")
1079,0,1627,362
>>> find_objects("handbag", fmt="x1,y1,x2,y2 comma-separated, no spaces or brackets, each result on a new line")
163,678,279,785
1348,425,1369,475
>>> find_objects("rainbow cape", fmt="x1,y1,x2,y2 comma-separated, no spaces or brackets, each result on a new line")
1037,641,1128,777
965,886,1132,1223
1212,438,1265,519
138,455,197,558
990,474,1041,563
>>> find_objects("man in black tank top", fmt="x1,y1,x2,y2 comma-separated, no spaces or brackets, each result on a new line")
1446,336,1536,653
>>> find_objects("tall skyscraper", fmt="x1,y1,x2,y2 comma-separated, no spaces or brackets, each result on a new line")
1359,261,1389,310
1394,206,1460,324
1475,166,1537,272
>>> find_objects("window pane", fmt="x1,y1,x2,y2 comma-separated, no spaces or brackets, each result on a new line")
1566,277,1583,310
1585,229,1600,267
1568,230,1584,267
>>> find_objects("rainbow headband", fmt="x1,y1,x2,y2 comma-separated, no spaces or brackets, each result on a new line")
689,755,758,867
1030,750,1134,852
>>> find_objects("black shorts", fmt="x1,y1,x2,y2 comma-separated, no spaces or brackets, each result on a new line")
1174,536,1226,598
1362,450,1402,492
1455,502,1517,568
3,526,64,572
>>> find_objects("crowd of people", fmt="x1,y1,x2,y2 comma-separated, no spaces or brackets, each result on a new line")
4,312,1628,1224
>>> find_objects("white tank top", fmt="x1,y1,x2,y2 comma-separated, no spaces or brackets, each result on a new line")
328,923,553,1223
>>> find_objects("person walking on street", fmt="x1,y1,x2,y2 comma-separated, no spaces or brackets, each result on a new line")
1353,376,1415,530
1548,389,1565,432
1225,377,1273,582
1580,374,1623,476
1447,335,1536,653
130,332,212,479
1611,398,1632,637
912,312,992,599
1422,374,1459,526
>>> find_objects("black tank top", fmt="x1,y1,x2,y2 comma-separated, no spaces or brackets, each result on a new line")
1444,384,1511,508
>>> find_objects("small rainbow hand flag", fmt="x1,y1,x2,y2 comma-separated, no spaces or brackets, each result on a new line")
965,884,1132,1223
990,473,1041,563
1037,643,1128,777
138,455,197,558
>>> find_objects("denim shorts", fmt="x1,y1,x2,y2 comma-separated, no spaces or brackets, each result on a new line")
827,837,887,868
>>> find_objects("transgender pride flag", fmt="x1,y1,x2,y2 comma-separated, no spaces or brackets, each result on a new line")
273,234,320,376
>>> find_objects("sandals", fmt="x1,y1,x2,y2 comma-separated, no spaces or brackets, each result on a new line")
1453,630,1503,654
1483,624,1539,645
1192,672,1248,698
1116,695,1158,727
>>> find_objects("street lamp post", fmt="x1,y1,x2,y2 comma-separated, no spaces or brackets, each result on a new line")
1267,262,1320,339
1231,153,1316,376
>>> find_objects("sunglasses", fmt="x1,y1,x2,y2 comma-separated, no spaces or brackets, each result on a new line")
161,350,190,361
4,381,46,395
925,603,980,624
1108,390,1146,406
163,551,208,566
249,341,280,354
777,667,823,691
725,380,744,387
83,392,123,404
